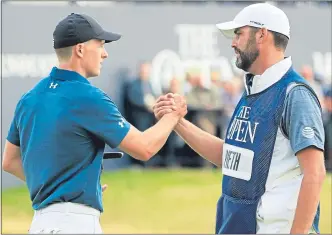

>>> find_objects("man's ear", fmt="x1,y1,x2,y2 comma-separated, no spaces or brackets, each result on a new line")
74,43,84,58
257,27,268,44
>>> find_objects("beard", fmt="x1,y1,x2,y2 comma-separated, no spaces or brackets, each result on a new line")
234,37,259,72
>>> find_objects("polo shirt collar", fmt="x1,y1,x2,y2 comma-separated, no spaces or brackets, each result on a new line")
50,67,90,84
244,57,292,95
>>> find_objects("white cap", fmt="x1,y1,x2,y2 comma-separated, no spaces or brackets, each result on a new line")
216,3,290,39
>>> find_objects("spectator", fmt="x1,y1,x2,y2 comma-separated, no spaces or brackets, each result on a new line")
124,62,156,167
300,65,325,106
323,88,332,171
186,75,222,136
219,77,243,138
159,78,185,167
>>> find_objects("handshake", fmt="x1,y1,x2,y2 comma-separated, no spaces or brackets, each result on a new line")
152,93,188,122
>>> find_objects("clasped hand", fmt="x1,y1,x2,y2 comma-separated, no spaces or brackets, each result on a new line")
152,93,187,120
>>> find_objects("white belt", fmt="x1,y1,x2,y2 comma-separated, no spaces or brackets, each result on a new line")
35,202,101,217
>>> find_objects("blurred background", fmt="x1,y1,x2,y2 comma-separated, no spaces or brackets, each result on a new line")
1,0,331,234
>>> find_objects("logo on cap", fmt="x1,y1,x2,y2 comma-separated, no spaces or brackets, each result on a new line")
250,21,264,26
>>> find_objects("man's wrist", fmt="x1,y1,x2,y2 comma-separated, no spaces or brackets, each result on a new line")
163,112,181,124
174,117,185,131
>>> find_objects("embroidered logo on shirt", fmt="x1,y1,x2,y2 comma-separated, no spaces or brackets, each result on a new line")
49,82,58,89
118,118,126,128
302,127,315,139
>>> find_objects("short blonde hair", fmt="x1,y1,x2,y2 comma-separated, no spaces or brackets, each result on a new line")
55,46,73,62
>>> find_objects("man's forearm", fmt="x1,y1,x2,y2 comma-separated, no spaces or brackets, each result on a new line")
175,118,224,167
4,157,25,182
290,175,324,234
141,113,179,158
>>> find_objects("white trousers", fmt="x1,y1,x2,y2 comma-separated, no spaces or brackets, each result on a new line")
28,202,103,234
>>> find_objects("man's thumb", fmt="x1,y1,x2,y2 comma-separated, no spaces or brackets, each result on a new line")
166,93,175,98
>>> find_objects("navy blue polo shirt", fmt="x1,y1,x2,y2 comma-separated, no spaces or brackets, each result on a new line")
7,67,130,212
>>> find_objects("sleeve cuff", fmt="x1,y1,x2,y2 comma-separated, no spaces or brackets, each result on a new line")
6,137,20,147
110,124,131,148
294,140,324,155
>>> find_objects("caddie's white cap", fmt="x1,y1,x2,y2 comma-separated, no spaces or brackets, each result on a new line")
216,3,290,39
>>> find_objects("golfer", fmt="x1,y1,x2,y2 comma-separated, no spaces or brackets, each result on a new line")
2,13,186,234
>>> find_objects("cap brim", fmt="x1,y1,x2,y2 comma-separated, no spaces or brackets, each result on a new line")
96,31,122,43
216,21,246,39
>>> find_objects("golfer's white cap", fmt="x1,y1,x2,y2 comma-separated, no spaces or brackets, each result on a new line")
216,3,290,39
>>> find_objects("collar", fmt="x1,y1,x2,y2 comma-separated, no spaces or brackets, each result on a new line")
243,57,292,95
50,67,90,84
